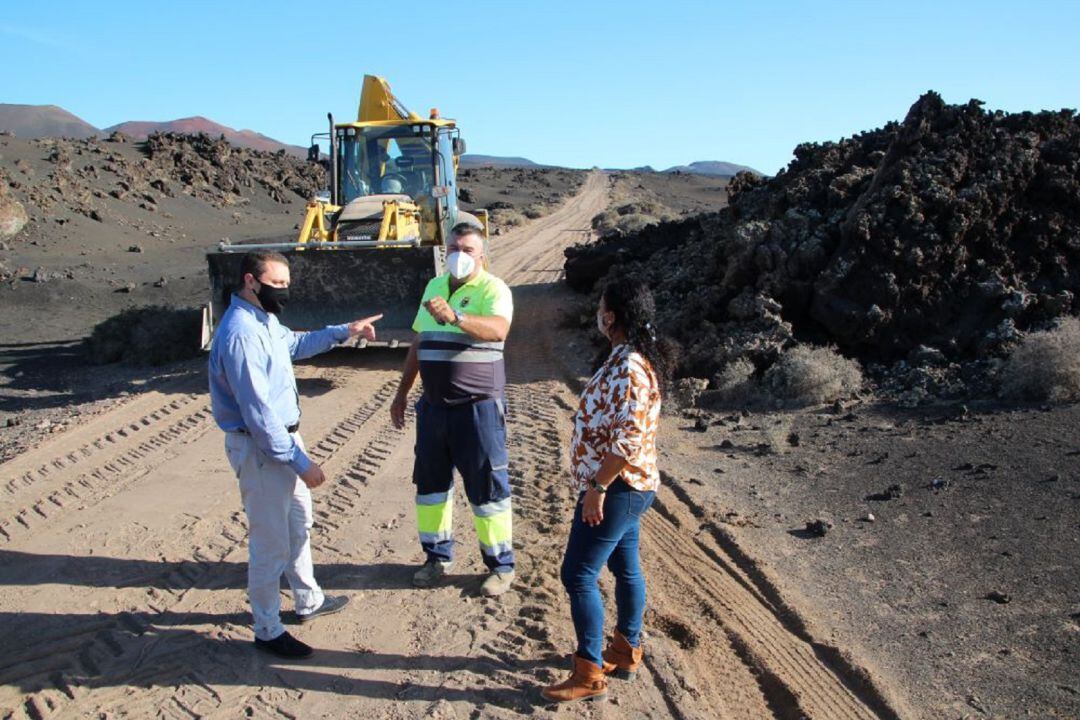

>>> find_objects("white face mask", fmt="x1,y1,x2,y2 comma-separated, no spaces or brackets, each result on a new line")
446,251,476,280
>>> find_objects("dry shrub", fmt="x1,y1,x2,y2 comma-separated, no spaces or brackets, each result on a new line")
1000,317,1080,403
616,214,660,235
591,209,618,232
763,345,863,406
87,305,202,366
492,208,525,228
522,204,545,219
592,201,674,237
761,415,796,454
712,358,758,406
615,200,665,217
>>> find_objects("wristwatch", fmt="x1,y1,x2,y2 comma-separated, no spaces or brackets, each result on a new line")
451,309,464,326
589,477,607,494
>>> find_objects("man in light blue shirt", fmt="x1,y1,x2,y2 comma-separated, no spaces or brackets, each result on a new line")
209,250,381,659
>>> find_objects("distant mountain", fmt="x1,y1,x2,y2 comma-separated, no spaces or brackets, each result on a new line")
604,165,658,173
460,154,545,169
104,117,306,157
0,104,309,157
0,104,99,139
663,161,761,178
3,106,760,177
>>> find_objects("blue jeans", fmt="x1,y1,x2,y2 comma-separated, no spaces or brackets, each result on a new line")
560,480,655,666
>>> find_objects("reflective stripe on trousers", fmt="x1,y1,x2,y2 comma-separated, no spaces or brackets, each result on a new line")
413,397,514,571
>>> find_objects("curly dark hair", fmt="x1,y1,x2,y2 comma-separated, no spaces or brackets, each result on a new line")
596,277,679,397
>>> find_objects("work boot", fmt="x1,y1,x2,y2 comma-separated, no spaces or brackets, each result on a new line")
602,630,644,680
412,560,453,588
480,569,515,597
540,654,608,703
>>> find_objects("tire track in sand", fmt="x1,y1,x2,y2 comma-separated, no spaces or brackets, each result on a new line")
0,374,402,719
0,386,212,544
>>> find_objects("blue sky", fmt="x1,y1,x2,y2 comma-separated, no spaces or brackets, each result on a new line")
2,1,1077,174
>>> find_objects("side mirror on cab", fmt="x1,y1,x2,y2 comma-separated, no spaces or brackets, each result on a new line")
452,137,466,156
307,144,320,163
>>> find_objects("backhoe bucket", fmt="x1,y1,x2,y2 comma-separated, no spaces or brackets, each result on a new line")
205,245,441,349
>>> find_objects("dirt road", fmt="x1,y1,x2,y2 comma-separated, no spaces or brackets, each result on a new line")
0,172,895,718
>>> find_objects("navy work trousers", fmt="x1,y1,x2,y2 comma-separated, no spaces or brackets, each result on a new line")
413,397,514,572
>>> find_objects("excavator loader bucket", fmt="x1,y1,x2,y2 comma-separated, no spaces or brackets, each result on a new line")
204,245,441,349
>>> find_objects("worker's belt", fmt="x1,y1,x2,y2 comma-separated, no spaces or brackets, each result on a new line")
231,423,300,435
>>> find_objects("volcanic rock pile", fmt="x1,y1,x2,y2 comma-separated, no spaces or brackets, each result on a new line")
143,132,323,204
566,92,1080,390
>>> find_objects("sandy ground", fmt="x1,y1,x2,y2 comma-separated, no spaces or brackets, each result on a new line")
658,401,1080,720
0,173,898,719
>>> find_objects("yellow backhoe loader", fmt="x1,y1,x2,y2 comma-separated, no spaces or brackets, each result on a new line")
203,75,487,347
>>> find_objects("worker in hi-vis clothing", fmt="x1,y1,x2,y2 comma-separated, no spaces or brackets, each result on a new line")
390,222,515,597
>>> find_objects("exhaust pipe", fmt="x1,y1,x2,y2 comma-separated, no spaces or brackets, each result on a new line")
328,113,337,206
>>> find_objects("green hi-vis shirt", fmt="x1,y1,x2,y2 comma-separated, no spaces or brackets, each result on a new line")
412,269,514,406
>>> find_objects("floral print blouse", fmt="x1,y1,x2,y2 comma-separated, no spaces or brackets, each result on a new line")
570,344,662,493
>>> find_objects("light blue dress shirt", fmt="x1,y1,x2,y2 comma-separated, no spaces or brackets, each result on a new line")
209,294,349,474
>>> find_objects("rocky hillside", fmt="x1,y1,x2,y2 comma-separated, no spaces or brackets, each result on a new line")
2,131,323,226
0,130,328,346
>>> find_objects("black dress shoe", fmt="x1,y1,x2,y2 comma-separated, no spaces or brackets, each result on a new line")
254,631,313,658
297,595,349,625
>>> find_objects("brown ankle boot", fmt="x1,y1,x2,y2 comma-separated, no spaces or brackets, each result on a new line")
601,630,643,680
541,654,608,703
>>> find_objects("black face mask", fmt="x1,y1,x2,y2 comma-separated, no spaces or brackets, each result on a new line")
254,281,289,315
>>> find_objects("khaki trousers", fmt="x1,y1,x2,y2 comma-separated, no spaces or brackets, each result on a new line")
224,432,324,641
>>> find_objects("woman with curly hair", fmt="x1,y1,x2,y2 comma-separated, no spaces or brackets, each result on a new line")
542,277,677,703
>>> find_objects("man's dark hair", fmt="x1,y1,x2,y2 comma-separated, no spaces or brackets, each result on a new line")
449,222,484,242
239,251,289,285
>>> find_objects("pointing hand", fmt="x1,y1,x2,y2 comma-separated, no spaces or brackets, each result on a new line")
348,314,383,341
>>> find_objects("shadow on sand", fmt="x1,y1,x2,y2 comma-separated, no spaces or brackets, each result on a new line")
0,605,562,711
